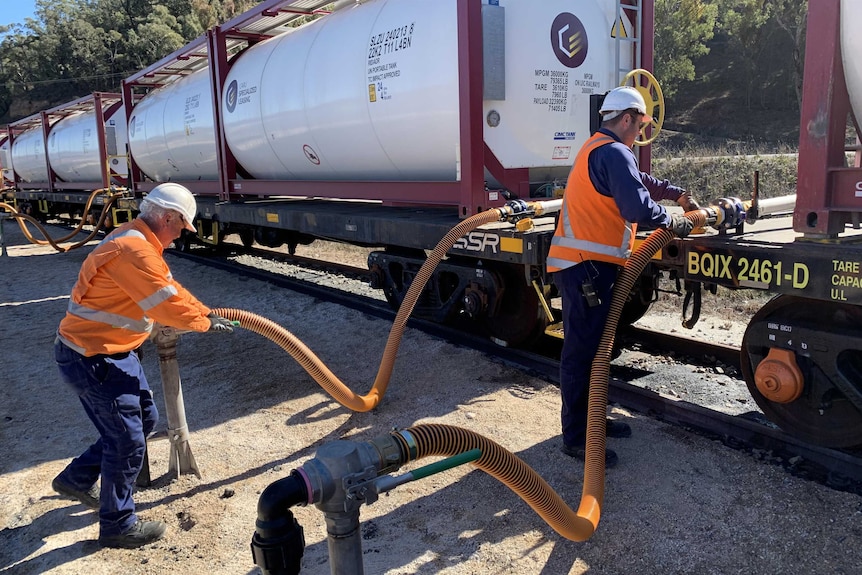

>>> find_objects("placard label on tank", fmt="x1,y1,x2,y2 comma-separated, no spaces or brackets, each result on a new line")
532,69,569,112
367,22,415,102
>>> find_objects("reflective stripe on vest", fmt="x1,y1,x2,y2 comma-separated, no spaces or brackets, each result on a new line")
547,133,633,271
64,227,162,334
66,300,155,334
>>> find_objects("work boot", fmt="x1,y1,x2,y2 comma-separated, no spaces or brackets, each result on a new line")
52,475,100,509
561,444,618,469
606,418,632,438
99,520,167,549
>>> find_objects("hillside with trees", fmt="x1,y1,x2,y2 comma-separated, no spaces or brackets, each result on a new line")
0,0,809,151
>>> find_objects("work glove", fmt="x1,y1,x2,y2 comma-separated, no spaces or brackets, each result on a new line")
667,214,694,238
207,313,235,334
677,191,701,212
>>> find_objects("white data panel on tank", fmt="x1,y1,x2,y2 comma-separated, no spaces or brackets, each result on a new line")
223,0,460,181
47,107,129,182
841,0,862,131
11,129,49,183
128,69,218,182
484,0,632,169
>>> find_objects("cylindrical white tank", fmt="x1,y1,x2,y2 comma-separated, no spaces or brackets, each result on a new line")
129,0,633,184
223,0,460,180
47,106,129,182
11,128,49,183
127,70,218,181
222,0,630,180
841,0,862,131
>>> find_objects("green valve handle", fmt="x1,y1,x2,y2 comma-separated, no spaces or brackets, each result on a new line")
374,448,483,496
409,448,482,480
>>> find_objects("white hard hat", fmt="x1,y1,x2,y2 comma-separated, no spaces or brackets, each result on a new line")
599,86,653,122
143,183,197,232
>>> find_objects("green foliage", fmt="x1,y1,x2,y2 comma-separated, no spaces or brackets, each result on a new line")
662,0,808,145
0,0,267,122
654,0,718,99
652,148,799,202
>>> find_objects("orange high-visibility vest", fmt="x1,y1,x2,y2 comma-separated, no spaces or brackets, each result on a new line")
546,132,635,272
57,218,211,357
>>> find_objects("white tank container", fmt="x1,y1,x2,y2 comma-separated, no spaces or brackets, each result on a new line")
841,0,862,131
222,0,630,180
47,107,129,182
127,70,218,181
11,128,49,183
130,0,632,184
484,1,632,168
11,104,130,184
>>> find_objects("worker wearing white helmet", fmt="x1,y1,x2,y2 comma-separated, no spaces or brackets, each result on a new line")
52,182,235,548
141,182,199,233
547,85,701,468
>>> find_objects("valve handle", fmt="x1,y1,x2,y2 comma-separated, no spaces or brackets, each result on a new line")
621,69,665,146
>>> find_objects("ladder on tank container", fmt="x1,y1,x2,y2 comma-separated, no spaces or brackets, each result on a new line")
613,0,642,84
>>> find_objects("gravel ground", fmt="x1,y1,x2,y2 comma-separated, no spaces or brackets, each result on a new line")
1,220,861,575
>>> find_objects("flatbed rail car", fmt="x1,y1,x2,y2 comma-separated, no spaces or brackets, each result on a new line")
4,0,862,450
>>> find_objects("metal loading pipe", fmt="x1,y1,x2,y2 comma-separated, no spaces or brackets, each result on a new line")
213,201,555,412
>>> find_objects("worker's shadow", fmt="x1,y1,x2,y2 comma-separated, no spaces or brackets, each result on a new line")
0,504,98,573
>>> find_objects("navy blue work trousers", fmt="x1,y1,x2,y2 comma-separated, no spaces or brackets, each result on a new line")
54,339,157,537
557,260,620,448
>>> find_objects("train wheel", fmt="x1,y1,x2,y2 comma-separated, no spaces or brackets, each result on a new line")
741,295,862,448
480,263,546,347
619,273,655,326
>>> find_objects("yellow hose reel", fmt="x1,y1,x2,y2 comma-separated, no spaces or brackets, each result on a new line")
622,69,665,146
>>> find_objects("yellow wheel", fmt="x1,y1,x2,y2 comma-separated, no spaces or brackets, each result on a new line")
622,69,664,146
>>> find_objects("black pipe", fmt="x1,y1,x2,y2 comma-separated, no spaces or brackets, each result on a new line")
251,471,309,575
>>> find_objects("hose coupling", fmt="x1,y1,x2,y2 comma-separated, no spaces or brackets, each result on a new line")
498,199,531,220
709,197,747,229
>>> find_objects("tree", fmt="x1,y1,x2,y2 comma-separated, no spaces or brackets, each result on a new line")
654,0,718,99
770,0,807,110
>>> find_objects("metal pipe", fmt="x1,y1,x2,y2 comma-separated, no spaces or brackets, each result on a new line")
152,326,201,479
753,194,797,219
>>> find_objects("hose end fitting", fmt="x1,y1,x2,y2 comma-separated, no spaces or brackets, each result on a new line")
251,471,310,575
250,510,305,575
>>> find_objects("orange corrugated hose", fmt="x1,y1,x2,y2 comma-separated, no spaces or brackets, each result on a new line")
579,209,708,533
218,208,706,540
0,188,121,252
213,208,501,412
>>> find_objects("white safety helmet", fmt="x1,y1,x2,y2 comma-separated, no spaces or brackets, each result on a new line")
142,183,197,232
599,86,653,123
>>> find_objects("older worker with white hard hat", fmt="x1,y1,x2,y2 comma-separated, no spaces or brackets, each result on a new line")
51,183,234,548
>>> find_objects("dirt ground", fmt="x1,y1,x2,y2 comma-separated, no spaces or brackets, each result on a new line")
2,220,862,575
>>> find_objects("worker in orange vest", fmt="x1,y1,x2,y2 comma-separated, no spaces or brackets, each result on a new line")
52,183,235,548
548,86,699,468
